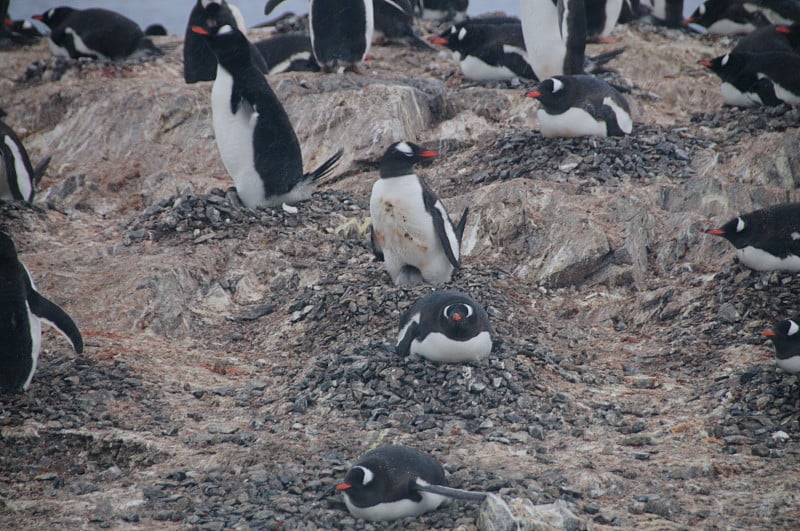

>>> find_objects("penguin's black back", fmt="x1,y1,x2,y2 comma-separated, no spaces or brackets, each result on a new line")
51,8,156,60
733,24,795,53
310,0,370,67
399,290,490,341
254,33,319,73
0,118,35,202
0,234,34,392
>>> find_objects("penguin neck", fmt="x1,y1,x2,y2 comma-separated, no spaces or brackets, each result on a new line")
380,162,419,179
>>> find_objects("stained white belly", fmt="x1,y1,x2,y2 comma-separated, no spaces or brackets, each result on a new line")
370,175,456,284
412,331,492,363
343,491,445,521
211,66,266,208
737,246,800,272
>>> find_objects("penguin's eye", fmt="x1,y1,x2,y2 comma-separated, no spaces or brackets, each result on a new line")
458,28,467,41
735,217,745,232
395,142,413,156
788,321,799,336
721,54,730,67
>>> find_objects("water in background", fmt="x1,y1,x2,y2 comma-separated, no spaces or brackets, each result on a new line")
13,1,702,37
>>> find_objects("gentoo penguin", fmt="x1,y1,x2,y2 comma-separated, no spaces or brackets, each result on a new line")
191,24,342,208
526,75,632,137
33,7,162,60
254,33,320,74
417,0,469,21
309,0,374,72
184,0,268,83
762,318,800,374
685,0,799,35
373,0,433,49
0,232,83,392
336,445,486,521
1,118,50,203
775,23,800,53
585,0,624,42
706,203,800,271
699,52,800,107
520,0,586,79
428,17,536,80
4,18,43,45
732,23,797,53
396,290,492,363
369,142,469,286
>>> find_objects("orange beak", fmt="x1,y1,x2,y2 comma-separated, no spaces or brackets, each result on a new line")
762,330,776,337
419,150,438,158
32,14,44,21
706,228,724,235
526,91,542,99
428,36,448,45
684,17,695,24
336,483,352,491
452,314,462,322
776,26,791,34
191,26,209,35
699,60,712,68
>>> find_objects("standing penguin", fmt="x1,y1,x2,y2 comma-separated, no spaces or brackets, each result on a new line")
706,203,800,271
1,118,49,203
585,0,623,41
33,7,162,60
520,0,586,79
397,290,492,363
184,0,268,83
0,233,83,392
763,318,800,374
526,75,632,137
336,445,486,521
191,23,342,208
370,142,469,286
373,0,432,49
309,0,375,72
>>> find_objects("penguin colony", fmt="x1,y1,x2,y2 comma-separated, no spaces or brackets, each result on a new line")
2,0,800,524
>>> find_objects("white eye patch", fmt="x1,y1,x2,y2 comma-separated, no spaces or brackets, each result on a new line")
218,24,235,35
458,27,467,40
551,78,563,93
395,142,413,155
735,217,745,232
355,466,374,485
699,4,706,15
788,320,799,336
722,54,730,67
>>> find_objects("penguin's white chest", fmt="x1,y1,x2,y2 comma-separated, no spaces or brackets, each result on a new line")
342,491,445,521
459,55,517,81
211,66,266,208
720,82,759,107
1,135,33,201
777,355,800,374
370,175,457,285
411,330,492,363
737,246,800,272
537,108,608,137
520,0,566,79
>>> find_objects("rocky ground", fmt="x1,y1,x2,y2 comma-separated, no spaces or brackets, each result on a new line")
1,17,799,531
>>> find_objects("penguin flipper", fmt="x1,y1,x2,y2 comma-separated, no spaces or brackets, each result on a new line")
454,207,469,245
421,181,461,269
33,155,51,186
370,224,385,262
396,320,418,357
414,480,488,502
584,47,625,74
25,283,83,354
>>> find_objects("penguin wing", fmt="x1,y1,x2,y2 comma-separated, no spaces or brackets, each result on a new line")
420,179,460,270
370,224,385,262
500,44,538,79
24,277,84,354
396,318,419,357
378,0,411,14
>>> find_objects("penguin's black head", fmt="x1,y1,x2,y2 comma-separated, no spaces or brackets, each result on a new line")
380,142,438,178
429,24,473,53
777,23,800,47
191,23,251,69
706,214,752,248
32,7,74,29
0,232,18,259
526,76,577,114
698,53,746,79
336,464,385,507
441,301,476,337
685,0,730,27
763,318,800,359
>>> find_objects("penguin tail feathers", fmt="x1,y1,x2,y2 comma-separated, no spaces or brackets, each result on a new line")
585,47,625,74
305,149,344,183
455,207,469,244
33,155,51,186
415,481,487,502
